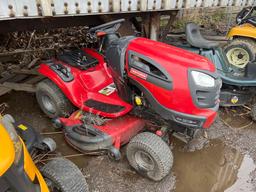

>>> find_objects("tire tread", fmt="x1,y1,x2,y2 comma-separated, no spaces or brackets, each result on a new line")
126,132,173,181
36,79,75,118
41,158,88,192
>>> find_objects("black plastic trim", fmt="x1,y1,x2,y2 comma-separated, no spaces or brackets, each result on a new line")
15,121,43,153
128,50,173,90
129,78,207,128
220,89,252,106
84,99,125,113
1,147,40,192
58,49,99,70
64,123,113,151
50,63,74,82
188,68,221,109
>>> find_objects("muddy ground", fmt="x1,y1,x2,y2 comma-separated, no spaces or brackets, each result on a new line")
1,91,256,192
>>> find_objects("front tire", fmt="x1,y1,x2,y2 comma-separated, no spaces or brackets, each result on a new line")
126,132,173,181
224,38,256,69
41,158,88,192
36,79,75,118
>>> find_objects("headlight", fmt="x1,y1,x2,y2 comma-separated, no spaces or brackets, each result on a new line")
1,114,22,165
191,71,215,88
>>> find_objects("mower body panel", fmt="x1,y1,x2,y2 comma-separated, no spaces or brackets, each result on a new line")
59,111,145,152
227,23,256,39
39,37,220,129
0,120,49,192
0,124,15,176
124,38,220,128
39,48,133,118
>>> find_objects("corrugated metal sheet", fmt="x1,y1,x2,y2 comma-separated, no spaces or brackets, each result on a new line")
0,0,253,20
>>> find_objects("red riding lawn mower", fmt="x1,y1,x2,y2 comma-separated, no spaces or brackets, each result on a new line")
36,19,221,181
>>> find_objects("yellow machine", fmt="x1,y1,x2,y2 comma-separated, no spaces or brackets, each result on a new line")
0,115,88,192
224,6,256,68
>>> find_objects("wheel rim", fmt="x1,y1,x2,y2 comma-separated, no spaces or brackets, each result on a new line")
41,95,56,114
134,150,155,171
226,47,250,68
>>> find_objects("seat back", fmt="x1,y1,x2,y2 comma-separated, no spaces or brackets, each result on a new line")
105,36,135,103
185,23,201,46
185,23,219,49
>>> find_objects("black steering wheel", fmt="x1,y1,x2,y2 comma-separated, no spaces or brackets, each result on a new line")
236,6,256,24
89,19,125,35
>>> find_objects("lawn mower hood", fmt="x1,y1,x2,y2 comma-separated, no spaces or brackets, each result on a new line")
106,37,221,129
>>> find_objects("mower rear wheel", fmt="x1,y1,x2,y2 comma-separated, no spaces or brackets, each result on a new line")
224,38,256,69
36,79,75,118
126,132,173,181
41,158,88,192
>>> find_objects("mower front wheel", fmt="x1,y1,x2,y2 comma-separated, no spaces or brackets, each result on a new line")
126,132,173,181
41,158,88,192
36,79,75,118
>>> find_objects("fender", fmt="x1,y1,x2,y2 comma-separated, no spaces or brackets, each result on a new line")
38,63,133,118
227,24,256,39
38,63,87,109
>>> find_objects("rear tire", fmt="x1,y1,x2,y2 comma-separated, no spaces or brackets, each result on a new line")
41,158,88,192
224,37,256,69
126,132,173,181
36,79,75,118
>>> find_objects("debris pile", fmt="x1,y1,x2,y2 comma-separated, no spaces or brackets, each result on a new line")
0,26,95,74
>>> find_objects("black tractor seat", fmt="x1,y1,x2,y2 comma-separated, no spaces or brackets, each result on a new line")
58,49,98,70
185,23,220,49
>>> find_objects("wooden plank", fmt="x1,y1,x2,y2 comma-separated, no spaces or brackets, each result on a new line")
24,75,45,84
0,74,17,84
0,87,12,96
163,0,177,9
0,47,55,57
1,82,36,92
40,0,53,16
11,69,39,75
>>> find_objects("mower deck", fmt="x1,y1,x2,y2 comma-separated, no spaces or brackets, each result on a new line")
59,111,146,156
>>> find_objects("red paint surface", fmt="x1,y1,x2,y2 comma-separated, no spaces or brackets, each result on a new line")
59,113,146,146
38,48,133,118
39,39,218,129
126,38,217,128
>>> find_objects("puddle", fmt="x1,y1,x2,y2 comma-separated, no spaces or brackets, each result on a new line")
225,155,256,192
173,139,255,192
50,133,256,192
47,129,256,192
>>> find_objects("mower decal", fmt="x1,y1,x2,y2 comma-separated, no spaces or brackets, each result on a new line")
130,68,147,80
18,124,28,131
231,96,239,104
99,83,116,96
